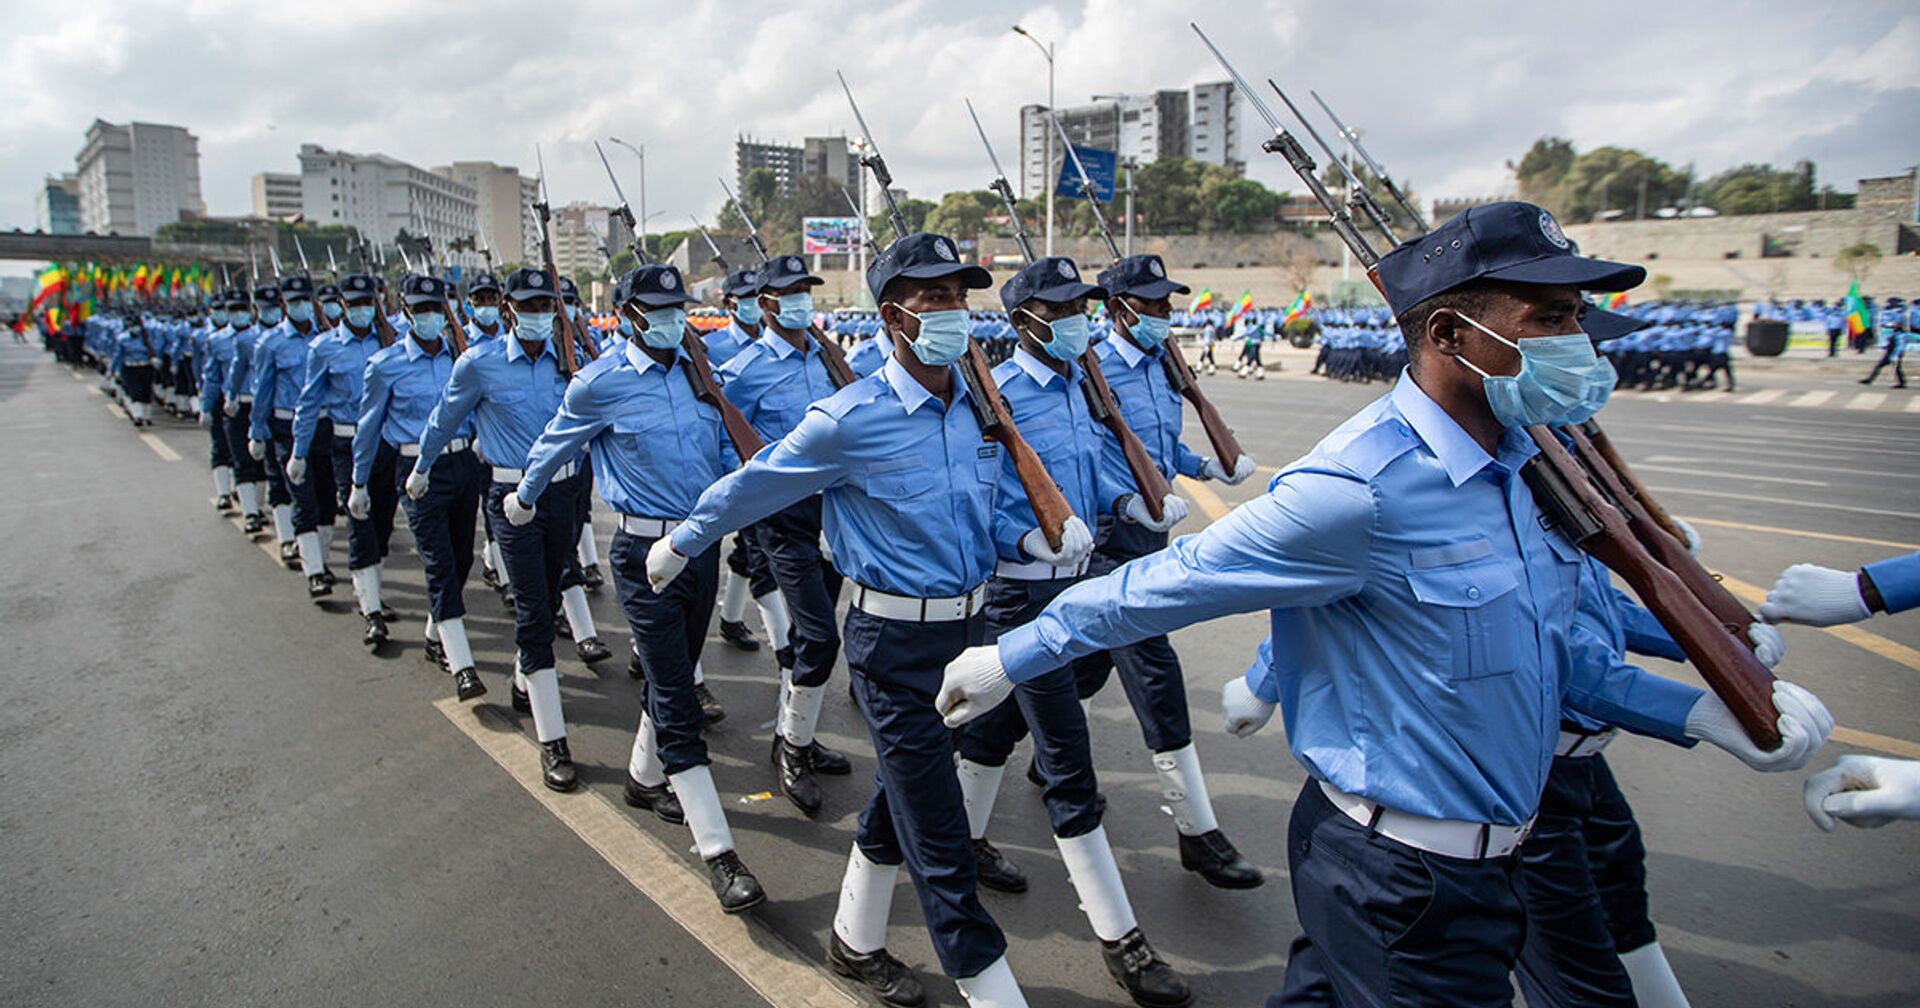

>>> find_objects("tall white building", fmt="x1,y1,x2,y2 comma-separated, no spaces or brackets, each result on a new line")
251,172,304,219
1188,81,1244,176
297,143,479,264
434,160,540,266
551,201,614,277
74,120,206,236
1019,83,1241,197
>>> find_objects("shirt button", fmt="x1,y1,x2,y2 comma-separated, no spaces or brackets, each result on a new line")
1466,586,1481,600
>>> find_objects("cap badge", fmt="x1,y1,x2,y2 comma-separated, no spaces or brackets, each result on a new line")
1148,259,1164,277
1539,210,1569,249
661,271,677,289
529,273,544,287
936,241,955,261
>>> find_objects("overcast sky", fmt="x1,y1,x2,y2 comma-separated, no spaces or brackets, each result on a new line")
3,0,1916,244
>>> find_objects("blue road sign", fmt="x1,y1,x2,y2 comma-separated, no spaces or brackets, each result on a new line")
1055,145,1117,203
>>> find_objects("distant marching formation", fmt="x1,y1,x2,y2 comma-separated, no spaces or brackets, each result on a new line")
26,24,1920,1008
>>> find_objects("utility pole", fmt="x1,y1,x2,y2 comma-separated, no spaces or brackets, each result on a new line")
1013,25,1056,256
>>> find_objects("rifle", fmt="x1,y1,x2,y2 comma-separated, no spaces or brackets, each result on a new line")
1042,100,1246,474
969,97,1170,523
839,185,880,255
1270,81,1398,244
532,145,593,376
325,247,340,282
682,321,763,460
293,234,314,278
688,216,731,272
594,140,648,265
1309,89,1430,232
717,175,856,387
1192,22,1781,747
841,69,1075,552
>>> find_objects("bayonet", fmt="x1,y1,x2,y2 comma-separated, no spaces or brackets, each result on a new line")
1271,80,1398,244
1045,110,1122,262
1310,89,1429,232
837,69,909,241
717,176,771,263
594,140,648,263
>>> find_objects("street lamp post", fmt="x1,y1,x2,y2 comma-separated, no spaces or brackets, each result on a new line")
1092,93,1134,256
1012,25,1055,257
608,136,648,259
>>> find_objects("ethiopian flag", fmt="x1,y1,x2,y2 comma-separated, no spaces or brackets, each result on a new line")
1281,290,1313,327
1187,288,1215,313
27,264,67,313
1604,291,1628,310
1227,290,1255,326
1844,280,1870,338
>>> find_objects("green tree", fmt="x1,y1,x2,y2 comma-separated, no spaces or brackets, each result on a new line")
925,190,999,241
1834,242,1882,284
1510,137,1576,210
1210,177,1283,232
1555,147,1691,222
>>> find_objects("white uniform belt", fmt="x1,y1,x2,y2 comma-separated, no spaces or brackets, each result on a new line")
994,556,1091,581
332,422,357,437
398,438,469,458
236,394,253,403
1319,780,1532,860
272,408,295,420
1556,727,1618,759
492,462,575,485
849,580,988,623
618,515,682,538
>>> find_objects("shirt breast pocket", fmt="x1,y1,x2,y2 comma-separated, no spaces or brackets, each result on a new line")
611,412,672,457
395,372,437,400
491,387,528,406
1406,546,1523,681
868,456,931,504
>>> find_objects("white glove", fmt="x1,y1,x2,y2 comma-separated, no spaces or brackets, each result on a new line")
1673,518,1701,555
1747,622,1785,670
247,439,266,461
1221,677,1276,738
503,491,536,526
347,484,370,521
1121,492,1189,533
223,399,239,417
285,456,307,485
1759,563,1870,627
1020,515,1094,566
404,468,431,500
1684,680,1833,773
1803,755,1920,831
197,412,211,429
937,644,1013,728
646,535,689,592
1202,454,1257,486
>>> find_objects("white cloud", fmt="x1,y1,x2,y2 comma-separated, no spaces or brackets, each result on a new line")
3,0,1915,239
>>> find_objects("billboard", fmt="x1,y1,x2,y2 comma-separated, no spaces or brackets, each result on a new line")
803,216,865,255
1054,144,1117,202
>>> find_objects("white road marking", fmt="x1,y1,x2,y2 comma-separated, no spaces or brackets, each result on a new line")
1628,463,1825,487
1739,389,1785,405
1790,390,1837,408
139,433,181,461
1845,392,1886,411
1648,485,1920,521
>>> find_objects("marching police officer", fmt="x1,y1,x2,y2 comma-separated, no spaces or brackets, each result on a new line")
938,202,1835,1007
651,233,1034,1007
705,266,776,655
953,255,1191,1007
713,253,852,816
410,267,586,791
514,263,766,912
250,276,339,598
199,292,241,514
229,284,301,564
359,274,485,701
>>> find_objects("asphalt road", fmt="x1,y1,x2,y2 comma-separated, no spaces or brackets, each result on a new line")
2,337,1915,1008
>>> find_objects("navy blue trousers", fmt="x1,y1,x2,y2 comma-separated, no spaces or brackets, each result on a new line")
226,404,266,486
843,606,1006,980
610,528,718,775
726,526,779,598
1514,753,1653,1008
206,395,233,469
1275,780,1526,1008
753,496,843,687
120,363,154,403
338,435,397,571
269,416,335,534
398,449,482,623
490,473,585,673
1070,524,1192,753
956,575,1102,839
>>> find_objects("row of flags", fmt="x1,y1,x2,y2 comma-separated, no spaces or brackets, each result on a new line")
14,261,220,334
1186,287,1306,329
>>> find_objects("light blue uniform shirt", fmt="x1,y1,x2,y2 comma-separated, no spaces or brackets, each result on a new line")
226,323,265,407
847,332,894,378
1095,333,1207,485
293,324,383,455
248,322,325,441
1865,549,1920,614
715,330,840,443
517,341,737,519
199,324,237,410
353,333,468,486
702,320,757,367
990,348,1124,561
414,332,573,477
1560,556,1701,732
672,356,1002,597
1000,371,1699,826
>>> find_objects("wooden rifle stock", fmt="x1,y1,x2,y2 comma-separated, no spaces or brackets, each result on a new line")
1580,420,1690,543
1522,429,1780,748
808,322,858,388
1079,349,1170,521
1159,338,1243,466
681,324,764,460
1560,425,1756,638
960,339,1074,551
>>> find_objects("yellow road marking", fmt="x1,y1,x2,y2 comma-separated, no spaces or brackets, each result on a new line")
1831,726,1920,760
1676,515,1918,552
1716,573,1920,675
1176,475,1231,522
140,433,180,461
433,698,859,1008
